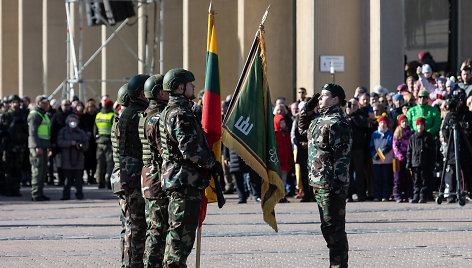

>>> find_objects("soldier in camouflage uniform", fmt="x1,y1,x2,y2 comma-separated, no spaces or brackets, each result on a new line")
139,74,170,267
298,83,352,268
117,75,150,268
2,95,28,196
110,84,132,266
159,68,223,267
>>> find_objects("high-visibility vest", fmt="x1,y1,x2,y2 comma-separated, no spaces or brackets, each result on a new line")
95,112,114,135
28,110,51,140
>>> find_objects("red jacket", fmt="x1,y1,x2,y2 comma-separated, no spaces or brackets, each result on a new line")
274,114,294,172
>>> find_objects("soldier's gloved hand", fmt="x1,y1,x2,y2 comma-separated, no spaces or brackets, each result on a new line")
373,154,380,161
210,161,224,180
306,93,320,111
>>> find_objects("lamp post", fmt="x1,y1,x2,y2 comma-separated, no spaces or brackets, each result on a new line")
330,60,335,83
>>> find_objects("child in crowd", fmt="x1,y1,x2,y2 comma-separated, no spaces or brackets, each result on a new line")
406,117,435,203
370,114,394,201
392,115,414,203
274,114,293,203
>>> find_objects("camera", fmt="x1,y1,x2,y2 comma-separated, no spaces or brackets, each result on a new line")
445,90,466,114
77,142,84,150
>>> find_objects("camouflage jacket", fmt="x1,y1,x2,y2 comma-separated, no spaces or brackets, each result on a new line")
141,100,167,199
118,99,148,190
298,104,352,194
159,96,215,191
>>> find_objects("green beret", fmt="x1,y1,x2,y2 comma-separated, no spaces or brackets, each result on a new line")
322,83,345,100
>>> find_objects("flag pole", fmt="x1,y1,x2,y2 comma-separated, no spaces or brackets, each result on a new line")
223,5,271,123
196,1,213,266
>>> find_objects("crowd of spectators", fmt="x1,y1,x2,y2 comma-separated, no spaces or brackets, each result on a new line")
0,94,121,200
3,56,472,205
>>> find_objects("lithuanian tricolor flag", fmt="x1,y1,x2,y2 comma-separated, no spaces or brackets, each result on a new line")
199,5,222,224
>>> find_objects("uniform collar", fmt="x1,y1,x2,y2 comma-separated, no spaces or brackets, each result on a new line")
319,105,342,115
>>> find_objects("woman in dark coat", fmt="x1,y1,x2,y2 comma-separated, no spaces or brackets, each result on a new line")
57,114,89,200
80,100,98,184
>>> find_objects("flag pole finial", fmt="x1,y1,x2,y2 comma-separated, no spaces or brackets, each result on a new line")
209,1,214,14
260,4,271,30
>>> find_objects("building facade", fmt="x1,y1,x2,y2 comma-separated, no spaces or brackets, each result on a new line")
1,0,471,102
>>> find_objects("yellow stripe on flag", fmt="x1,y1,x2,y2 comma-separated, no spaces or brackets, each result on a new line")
207,13,218,55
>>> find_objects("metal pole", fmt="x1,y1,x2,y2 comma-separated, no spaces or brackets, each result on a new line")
159,0,164,74
144,0,149,74
78,1,84,100
81,18,129,74
66,1,71,98
150,1,157,74
65,1,79,80
196,226,202,268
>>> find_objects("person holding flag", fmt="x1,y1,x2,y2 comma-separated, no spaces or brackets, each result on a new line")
159,68,223,267
298,83,352,267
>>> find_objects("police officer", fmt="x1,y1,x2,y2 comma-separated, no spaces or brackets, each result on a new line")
28,95,52,201
137,74,170,267
298,83,352,267
117,75,149,267
2,95,28,196
95,99,114,189
159,68,223,267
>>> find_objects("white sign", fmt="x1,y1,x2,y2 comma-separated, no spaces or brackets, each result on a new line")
320,55,344,72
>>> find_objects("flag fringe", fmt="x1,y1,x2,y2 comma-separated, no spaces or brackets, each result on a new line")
222,128,285,232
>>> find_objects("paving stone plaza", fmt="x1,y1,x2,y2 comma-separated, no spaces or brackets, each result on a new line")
1,186,471,267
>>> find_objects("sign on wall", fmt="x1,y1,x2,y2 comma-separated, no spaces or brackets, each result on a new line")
320,55,344,72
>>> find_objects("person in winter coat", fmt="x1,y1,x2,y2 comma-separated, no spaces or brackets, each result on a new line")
57,114,89,200
406,117,435,203
274,114,294,203
392,115,414,202
370,115,394,201
50,99,74,186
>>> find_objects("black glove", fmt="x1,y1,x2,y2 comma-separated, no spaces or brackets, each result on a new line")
306,93,320,111
373,154,380,161
211,161,224,180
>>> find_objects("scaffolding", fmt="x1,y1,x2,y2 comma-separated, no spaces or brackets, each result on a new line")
49,0,164,103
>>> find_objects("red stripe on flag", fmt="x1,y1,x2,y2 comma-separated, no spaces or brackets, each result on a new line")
202,90,221,146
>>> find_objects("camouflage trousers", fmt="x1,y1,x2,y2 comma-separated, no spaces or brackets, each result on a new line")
96,142,113,187
29,148,48,199
119,188,147,268
144,198,169,268
314,188,349,268
5,151,24,195
163,186,201,268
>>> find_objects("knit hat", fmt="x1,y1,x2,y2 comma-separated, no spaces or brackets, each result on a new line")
393,93,404,102
104,99,114,107
377,113,389,124
418,90,429,97
406,76,415,84
437,76,447,83
65,113,79,124
397,84,407,92
397,114,407,123
416,116,426,126
446,80,455,88
322,83,345,100
422,64,432,74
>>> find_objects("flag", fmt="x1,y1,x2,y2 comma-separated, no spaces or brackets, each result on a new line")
199,6,222,226
222,29,284,232
377,147,386,162
393,158,400,172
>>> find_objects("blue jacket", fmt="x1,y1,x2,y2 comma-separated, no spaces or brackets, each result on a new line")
370,129,394,164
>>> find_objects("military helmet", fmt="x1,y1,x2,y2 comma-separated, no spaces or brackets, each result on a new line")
127,74,150,98
163,68,195,92
8,94,21,102
117,83,130,106
2,96,9,103
144,74,164,99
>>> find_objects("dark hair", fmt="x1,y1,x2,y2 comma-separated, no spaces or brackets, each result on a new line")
462,66,471,73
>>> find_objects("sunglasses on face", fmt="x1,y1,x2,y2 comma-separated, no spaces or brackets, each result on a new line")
418,96,427,99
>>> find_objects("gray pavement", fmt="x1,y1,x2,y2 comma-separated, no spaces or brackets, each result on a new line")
1,185,472,267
